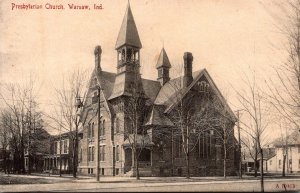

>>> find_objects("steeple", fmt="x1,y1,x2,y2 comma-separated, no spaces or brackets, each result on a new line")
156,48,171,86
115,2,142,49
109,2,145,100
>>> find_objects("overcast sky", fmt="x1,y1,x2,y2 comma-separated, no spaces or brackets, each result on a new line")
0,0,290,138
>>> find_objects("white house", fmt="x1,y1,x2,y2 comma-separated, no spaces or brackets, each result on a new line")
265,130,300,174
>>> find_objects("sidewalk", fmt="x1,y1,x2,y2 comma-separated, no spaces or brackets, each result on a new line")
3,172,300,184
2,175,300,192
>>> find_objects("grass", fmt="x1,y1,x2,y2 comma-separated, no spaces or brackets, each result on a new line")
0,174,69,185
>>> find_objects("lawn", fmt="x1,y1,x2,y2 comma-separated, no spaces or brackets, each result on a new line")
0,174,68,185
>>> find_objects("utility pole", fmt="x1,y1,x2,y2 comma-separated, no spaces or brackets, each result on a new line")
237,110,242,179
74,96,83,178
59,115,62,177
96,86,101,182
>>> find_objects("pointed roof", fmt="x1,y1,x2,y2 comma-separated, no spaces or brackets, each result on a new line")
156,48,171,69
144,106,174,127
154,69,237,121
115,3,142,49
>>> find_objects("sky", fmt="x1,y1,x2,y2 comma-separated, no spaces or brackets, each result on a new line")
0,0,291,139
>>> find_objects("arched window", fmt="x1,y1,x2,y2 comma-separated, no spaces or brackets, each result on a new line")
121,49,125,61
101,120,105,136
88,123,91,138
116,145,120,161
118,51,121,61
115,118,120,133
198,81,210,93
135,51,139,60
91,123,94,138
93,78,97,86
126,48,132,62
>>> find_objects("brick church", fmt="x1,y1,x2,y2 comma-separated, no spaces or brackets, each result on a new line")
78,2,240,177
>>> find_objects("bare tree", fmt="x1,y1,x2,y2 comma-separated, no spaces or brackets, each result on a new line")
45,69,88,178
0,109,13,174
162,63,236,178
209,97,237,178
0,75,42,174
265,1,300,131
234,72,271,192
241,133,259,177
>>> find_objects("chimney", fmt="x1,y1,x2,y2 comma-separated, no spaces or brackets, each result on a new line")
94,45,102,72
183,52,193,87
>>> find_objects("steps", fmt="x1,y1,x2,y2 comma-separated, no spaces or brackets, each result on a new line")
124,168,152,177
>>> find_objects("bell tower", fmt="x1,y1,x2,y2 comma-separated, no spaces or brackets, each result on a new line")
109,2,144,100
156,48,171,86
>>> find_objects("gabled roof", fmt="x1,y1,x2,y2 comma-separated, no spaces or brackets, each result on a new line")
108,72,161,101
144,106,174,127
142,79,161,103
83,68,160,104
115,3,142,49
154,68,237,121
107,72,127,100
257,148,276,160
156,48,171,69
154,70,203,107
96,70,116,99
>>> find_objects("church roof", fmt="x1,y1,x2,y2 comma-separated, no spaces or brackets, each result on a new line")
154,68,237,121
154,70,203,107
156,48,171,69
91,70,160,103
95,70,116,99
144,106,174,127
115,3,142,49
141,79,161,103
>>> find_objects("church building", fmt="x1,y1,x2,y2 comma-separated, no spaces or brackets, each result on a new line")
78,2,240,177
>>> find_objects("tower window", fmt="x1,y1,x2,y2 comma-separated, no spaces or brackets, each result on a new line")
118,51,122,61
122,49,125,61
126,49,133,62
93,78,97,86
135,51,139,60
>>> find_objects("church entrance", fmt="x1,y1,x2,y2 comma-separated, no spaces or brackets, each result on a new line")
123,147,152,175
